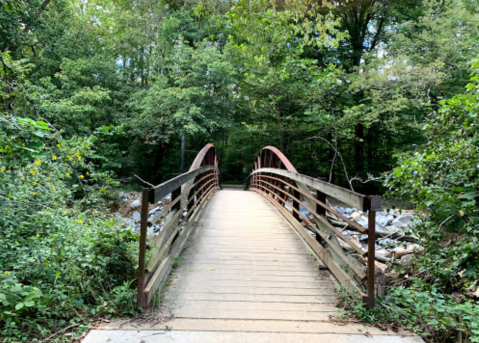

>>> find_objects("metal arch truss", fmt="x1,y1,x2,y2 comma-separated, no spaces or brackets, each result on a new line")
248,146,381,309
137,144,220,308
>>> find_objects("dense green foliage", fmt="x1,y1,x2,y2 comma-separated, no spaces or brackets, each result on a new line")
1,0,479,341
0,114,138,341
372,64,479,341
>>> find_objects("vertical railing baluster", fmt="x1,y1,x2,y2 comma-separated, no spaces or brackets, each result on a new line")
293,187,300,221
316,190,326,216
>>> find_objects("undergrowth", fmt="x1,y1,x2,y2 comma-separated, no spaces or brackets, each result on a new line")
337,281,479,342
0,116,139,342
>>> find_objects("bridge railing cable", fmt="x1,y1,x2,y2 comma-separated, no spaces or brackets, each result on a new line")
247,146,381,309
136,144,220,308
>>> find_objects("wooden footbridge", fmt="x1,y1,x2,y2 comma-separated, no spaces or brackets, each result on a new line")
86,143,423,342
137,143,381,310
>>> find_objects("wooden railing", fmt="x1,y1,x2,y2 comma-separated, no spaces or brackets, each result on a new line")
137,144,220,308
247,146,381,309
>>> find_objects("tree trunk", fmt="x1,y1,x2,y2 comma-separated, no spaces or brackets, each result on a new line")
355,122,364,175
180,133,186,173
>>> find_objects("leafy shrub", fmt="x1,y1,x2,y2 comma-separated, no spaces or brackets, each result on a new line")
0,115,138,342
370,62,479,342
385,61,479,291
338,280,479,342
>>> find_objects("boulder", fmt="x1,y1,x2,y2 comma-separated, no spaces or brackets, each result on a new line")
149,206,162,216
351,211,364,220
391,214,415,227
119,193,129,201
130,199,141,209
355,216,369,228
376,213,393,227
132,212,141,222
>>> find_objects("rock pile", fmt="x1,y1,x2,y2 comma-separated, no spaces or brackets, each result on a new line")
326,205,422,273
115,192,172,235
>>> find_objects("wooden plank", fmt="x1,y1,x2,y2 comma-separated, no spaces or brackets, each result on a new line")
256,175,368,234
143,186,218,304
157,189,341,322
254,183,367,280
149,179,217,248
255,179,368,253
251,189,366,298
164,293,337,303
150,166,218,203
170,307,335,321
251,168,370,211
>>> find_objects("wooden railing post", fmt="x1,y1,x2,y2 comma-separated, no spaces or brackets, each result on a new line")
316,190,326,216
366,196,380,310
172,186,181,211
315,190,326,243
137,187,150,309
293,188,300,221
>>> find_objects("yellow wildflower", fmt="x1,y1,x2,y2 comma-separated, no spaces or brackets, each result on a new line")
80,175,84,179
52,186,56,191
66,173,70,177
78,156,81,160
36,234,40,238
75,153,80,157
57,144,60,148
21,176,24,180
63,210,68,214
36,159,41,165
4,271,8,275
73,229,76,233
1,167,5,172
52,155,57,160
8,194,12,198
15,241,18,244
86,172,90,175
77,219,82,224
67,156,73,160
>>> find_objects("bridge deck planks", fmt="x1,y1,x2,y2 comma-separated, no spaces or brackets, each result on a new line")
160,190,338,322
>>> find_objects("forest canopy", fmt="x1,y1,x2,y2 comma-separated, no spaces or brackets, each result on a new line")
3,0,477,188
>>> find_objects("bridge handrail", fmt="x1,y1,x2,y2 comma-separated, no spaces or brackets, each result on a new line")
136,144,220,308
247,147,381,309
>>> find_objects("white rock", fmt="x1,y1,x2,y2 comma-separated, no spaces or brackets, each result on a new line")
119,193,129,201
149,206,162,216
130,199,141,209
351,212,364,220
376,214,393,227
391,214,415,227
132,212,141,222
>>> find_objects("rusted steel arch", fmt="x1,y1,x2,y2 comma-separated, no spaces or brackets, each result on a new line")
252,145,297,173
189,143,218,171
182,143,219,208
